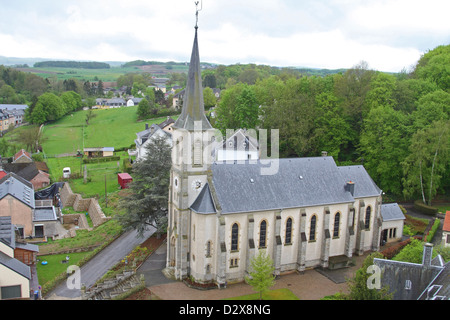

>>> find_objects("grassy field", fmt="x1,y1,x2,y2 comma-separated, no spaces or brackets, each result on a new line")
36,251,92,286
41,106,177,156
16,64,189,82
39,107,178,198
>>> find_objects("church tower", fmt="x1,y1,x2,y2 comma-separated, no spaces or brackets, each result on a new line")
166,15,216,280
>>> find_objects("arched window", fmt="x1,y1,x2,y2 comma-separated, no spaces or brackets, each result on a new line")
365,206,371,229
285,218,293,244
231,223,239,251
309,215,317,241
333,212,340,238
259,220,267,248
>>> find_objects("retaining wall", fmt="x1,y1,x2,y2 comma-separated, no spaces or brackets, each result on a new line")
60,183,110,227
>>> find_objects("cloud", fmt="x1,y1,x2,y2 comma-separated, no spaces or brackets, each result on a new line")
0,0,448,72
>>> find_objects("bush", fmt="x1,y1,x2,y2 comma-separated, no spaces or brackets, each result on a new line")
425,218,441,242
381,238,411,259
414,200,438,215
392,238,426,263
82,156,121,164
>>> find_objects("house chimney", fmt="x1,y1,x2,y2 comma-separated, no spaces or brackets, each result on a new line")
422,243,433,267
145,123,149,130
346,181,355,196
321,151,328,157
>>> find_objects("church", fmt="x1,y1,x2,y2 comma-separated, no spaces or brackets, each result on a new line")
165,22,392,288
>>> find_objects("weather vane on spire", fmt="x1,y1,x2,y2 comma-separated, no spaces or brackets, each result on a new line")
195,1,202,29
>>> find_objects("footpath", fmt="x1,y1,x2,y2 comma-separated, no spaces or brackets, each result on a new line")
139,241,369,300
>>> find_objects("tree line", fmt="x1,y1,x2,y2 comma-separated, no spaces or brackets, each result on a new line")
212,44,450,204
34,61,110,69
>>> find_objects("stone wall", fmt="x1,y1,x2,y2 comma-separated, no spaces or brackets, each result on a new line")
60,183,110,227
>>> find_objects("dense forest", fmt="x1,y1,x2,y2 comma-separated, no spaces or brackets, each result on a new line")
34,61,110,69
1,44,448,204
210,45,450,203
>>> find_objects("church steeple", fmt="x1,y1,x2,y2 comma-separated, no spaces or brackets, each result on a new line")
173,18,212,131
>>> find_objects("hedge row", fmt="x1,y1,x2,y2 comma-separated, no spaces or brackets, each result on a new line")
413,200,438,215
82,156,121,164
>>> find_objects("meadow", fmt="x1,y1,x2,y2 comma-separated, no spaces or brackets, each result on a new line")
41,106,170,156
40,107,178,197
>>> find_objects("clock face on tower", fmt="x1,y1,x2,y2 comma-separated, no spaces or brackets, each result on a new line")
191,179,202,191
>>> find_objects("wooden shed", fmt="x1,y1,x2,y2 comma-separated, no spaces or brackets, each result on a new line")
118,173,132,189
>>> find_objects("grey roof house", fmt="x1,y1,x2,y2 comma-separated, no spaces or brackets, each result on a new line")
374,243,449,300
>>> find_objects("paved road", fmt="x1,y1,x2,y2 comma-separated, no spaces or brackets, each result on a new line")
46,227,155,299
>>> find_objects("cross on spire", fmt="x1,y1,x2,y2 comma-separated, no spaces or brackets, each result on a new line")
195,1,202,29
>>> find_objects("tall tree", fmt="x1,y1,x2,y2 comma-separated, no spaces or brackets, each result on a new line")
402,120,450,205
359,105,409,196
117,135,171,237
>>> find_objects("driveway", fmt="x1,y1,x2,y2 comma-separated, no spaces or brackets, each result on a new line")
45,227,155,300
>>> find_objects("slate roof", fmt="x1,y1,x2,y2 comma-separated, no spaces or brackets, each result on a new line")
3,162,42,181
381,203,406,222
0,173,35,208
190,183,216,214
0,216,15,249
191,157,381,215
374,244,447,300
173,27,212,131
0,251,31,280
337,165,382,198
418,263,450,300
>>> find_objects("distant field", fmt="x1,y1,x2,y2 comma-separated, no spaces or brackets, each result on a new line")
41,106,177,156
16,66,143,82
15,63,188,82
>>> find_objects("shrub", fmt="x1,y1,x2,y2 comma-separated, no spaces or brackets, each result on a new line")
381,238,411,259
425,219,441,242
414,200,438,215
82,155,121,164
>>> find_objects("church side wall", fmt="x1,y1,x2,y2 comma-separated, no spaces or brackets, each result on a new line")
187,199,381,285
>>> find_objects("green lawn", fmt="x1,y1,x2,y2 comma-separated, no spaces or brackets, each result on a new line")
36,251,92,286
224,288,300,300
41,106,176,156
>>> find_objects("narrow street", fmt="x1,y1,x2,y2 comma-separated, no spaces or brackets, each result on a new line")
45,227,155,300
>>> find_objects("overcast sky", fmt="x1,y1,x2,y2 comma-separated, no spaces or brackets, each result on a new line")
0,0,449,72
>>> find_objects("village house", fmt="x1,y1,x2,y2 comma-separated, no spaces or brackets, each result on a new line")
83,147,114,158
374,243,448,300
0,173,61,239
0,216,39,300
2,162,51,190
13,149,33,164
134,117,175,160
0,105,27,131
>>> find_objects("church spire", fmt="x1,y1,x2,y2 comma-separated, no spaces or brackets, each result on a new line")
173,3,212,131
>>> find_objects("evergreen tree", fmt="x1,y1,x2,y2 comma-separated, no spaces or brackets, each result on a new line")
117,135,171,237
